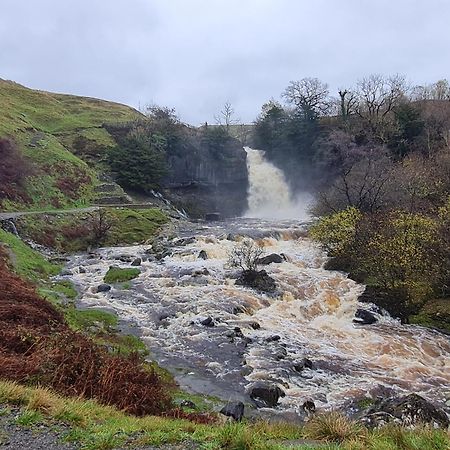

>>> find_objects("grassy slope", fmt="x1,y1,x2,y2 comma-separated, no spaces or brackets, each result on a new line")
0,79,141,211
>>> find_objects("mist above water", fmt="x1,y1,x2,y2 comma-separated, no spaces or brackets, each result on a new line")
244,147,312,220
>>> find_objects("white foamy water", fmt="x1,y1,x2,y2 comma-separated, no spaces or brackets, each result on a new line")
244,147,312,220
65,219,450,416
61,148,449,416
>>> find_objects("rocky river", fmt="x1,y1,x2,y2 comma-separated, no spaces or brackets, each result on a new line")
61,148,450,422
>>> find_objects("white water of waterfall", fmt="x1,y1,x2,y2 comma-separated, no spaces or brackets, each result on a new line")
244,147,311,220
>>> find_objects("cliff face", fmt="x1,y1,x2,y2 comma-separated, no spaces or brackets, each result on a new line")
162,128,249,218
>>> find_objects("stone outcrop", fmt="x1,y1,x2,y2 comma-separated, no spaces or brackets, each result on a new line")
162,128,248,218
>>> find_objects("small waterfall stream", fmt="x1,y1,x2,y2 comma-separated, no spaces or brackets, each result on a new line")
63,148,450,418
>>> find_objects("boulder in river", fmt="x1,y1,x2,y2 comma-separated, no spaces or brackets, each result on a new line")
235,269,276,293
256,253,284,265
97,284,111,293
200,316,214,327
220,401,245,421
293,358,314,372
249,383,286,408
302,400,316,413
360,394,449,429
131,258,142,266
353,308,378,325
198,250,208,260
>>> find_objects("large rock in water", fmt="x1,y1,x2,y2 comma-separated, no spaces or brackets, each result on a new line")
249,383,286,408
360,394,449,429
353,308,378,325
235,270,276,293
256,253,284,265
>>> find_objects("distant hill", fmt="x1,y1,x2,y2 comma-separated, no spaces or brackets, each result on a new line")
0,79,141,211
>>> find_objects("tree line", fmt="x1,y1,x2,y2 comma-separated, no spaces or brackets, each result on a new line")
254,75,449,329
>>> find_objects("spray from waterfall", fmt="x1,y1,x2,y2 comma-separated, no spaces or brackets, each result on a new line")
244,147,311,220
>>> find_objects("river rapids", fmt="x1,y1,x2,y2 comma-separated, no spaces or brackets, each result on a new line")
65,149,449,418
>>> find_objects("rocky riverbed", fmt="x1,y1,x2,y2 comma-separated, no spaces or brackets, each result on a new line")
61,218,450,423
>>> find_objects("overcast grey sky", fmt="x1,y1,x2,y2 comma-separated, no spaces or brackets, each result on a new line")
1,0,449,124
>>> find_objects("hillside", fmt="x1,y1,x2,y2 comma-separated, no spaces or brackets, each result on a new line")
0,79,141,211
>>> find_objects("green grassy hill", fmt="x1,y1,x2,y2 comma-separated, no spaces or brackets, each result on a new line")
0,79,142,211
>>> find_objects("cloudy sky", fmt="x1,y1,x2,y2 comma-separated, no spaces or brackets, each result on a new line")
1,0,449,124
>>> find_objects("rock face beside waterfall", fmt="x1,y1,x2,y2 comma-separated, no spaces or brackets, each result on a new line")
162,129,248,218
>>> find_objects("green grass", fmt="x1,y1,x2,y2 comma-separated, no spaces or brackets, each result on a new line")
0,229,60,281
0,79,141,211
16,207,169,252
51,280,78,300
104,207,169,246
104,267,140,284
15,410,44,426
0,381,448,450
65,308,119,331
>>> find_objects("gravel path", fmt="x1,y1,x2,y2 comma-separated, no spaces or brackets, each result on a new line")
0,406,200,450
0,407,77,449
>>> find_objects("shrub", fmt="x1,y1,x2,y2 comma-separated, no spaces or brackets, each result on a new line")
0,138,31,204
305,412,367,443
310,207,362,256
228,239,265,272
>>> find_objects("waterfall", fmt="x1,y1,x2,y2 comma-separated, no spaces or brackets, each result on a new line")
244,147,311,220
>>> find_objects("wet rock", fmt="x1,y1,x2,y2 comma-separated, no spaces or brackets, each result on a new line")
235,269,277,293
353,309,378,325
97,284,111,293
265,335,281,342
220,401,245,421
256,253,284,265
173,236,196,246
231,305,246,315
303,400,316,413
205,212,221,221
293,358,314,372
131,258,142,266
200,317,214,327
358,285,416,323
198,250,208,260
193,268,210,276
240,365,253,376
60,269,72,276
274,348,288,360
115,254,132,263
249,383,286,408
234,327,244,338
180,400,196,409
78,266,86,274
360,394,449,429
250,322,261,330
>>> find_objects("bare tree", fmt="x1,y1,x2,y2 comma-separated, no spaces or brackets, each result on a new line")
282,77,331,120
355,74,408,138
228,239,265,272
215,101,239,131
313,132,394,214
87,209,115,246
338,89,358,122
412,79,450,101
